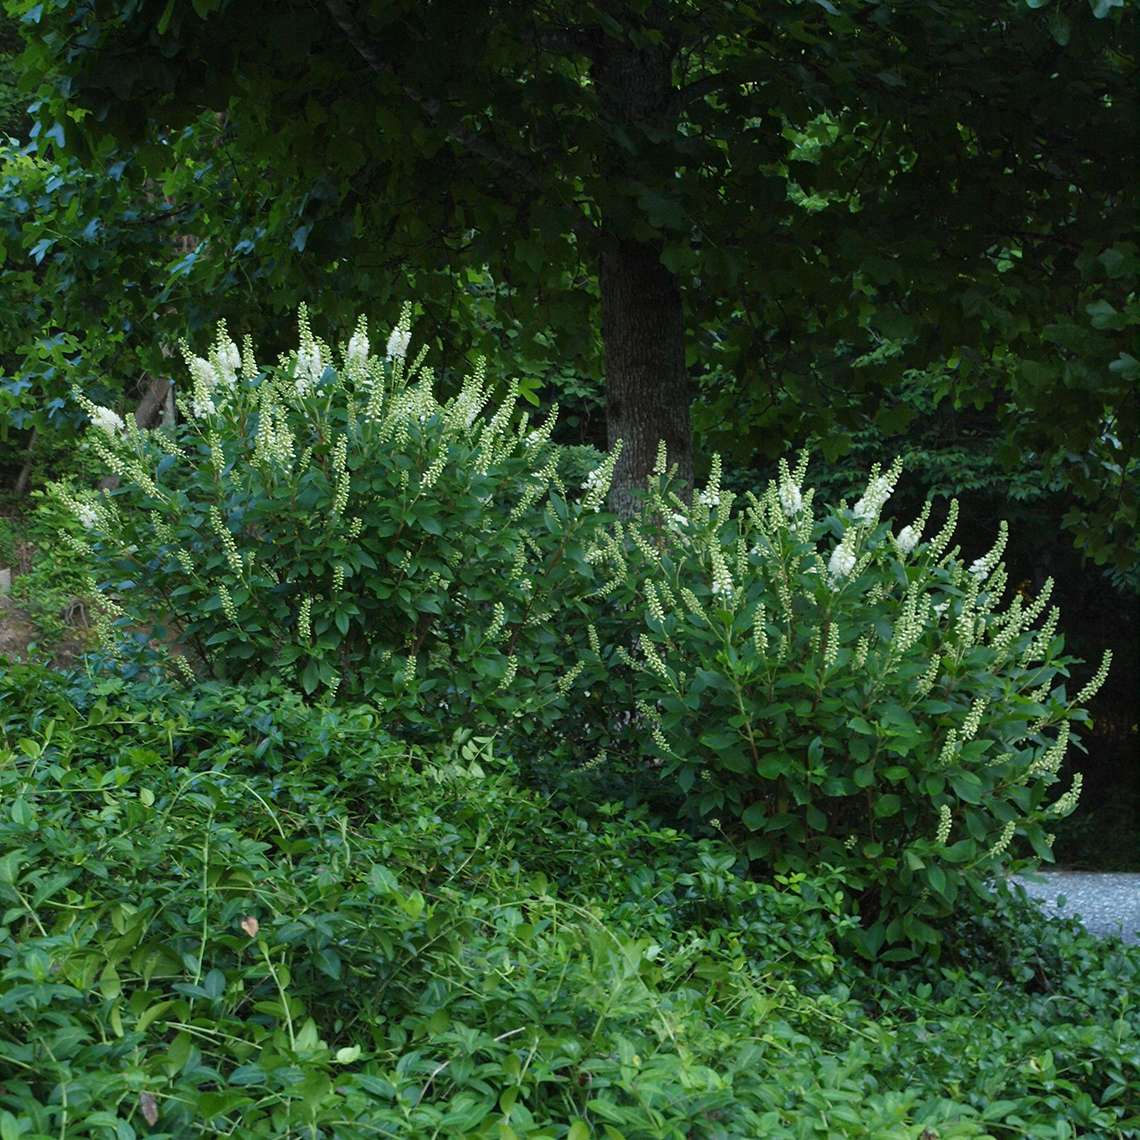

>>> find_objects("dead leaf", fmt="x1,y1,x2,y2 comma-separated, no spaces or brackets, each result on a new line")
240,915,259,938
139,1091,159,1126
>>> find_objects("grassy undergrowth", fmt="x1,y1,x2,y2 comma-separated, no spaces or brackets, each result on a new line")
1,663,1137,1138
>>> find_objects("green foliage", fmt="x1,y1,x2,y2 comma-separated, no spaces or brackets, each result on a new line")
60,314,616,763
7,0,1136,521
599,453,1111,957
4,490,93,647
56,317,1118,955
1,662,1137,1138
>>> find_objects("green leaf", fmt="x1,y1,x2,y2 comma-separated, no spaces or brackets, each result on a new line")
368,865,398,894
948,770,984,803
157,0,177,34
941,840,975,864
397,889,426,919
874,794,901,818
741,802,768,830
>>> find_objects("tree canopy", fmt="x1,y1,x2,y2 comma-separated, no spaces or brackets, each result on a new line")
3,0,1137,549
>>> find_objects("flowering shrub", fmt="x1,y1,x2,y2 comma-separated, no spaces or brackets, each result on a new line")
598,451,1111,956
58,308,616,748
61,311,1112,955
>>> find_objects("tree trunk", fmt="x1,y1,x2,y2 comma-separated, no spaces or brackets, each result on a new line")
13,428,37,497
592,15,692,515
134,375,172,429
600,236,692,515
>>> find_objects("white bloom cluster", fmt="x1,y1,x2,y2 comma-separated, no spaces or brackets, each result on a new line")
1073,649,1112,706
961,697,988,741
893,525,919,556
710,547,734,600
695,454,724,518
90,405,127,437
75,502,100,529
680,587,707,622
852,461,900,522
915,653,941,697
967,520,1009,582
181,324,242,419
779,481,803,517
752,604,768,656
209,507,245,578
386,326,411,361
637,634,672,683
191,392,216,420
297,595,313,643
580,443,622,512
822,623,839,669
928,499,960,562
937,729,959,768
294,343,323,396
218,582,238,623
645,581,667,624
217,338,241,385
189,356,217,394
828,541,856,582
346,321,370,373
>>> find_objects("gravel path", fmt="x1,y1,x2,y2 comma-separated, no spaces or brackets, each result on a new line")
1011,872,1140,944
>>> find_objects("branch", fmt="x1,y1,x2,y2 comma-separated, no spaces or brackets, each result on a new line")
533,25,598,57
672,72,728,110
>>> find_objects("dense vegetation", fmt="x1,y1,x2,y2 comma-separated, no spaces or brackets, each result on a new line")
0,2,1137,1135
1,324,1136,1136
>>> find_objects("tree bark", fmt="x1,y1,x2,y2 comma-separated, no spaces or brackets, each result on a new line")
13,428,37,497
600,236,692,516
134,375,172,429
592,14,692,515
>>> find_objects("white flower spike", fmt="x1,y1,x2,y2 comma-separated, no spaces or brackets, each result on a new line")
90,405,127,437
386,326,411,361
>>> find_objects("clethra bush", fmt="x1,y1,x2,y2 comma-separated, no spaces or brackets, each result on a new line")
61,312,1110,956
58,307,614,752
600,451,1111,957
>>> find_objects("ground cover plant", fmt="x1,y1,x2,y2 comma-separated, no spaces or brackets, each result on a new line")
0,663,1137,1138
